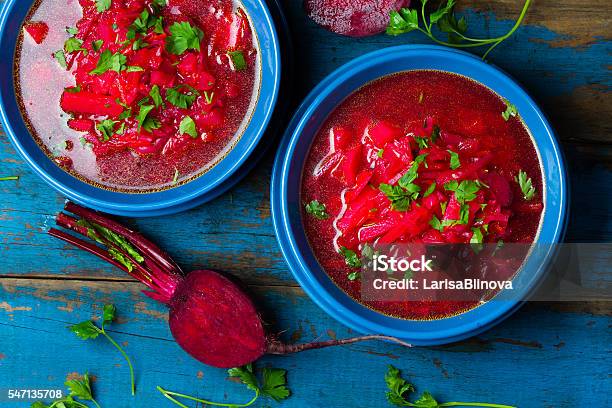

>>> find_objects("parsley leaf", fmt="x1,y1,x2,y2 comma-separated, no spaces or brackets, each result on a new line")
102,304,116,326
387,8,419,35
471,226,484,253
136,104,154,131
429,215,444,232
340,246,362,269
92,39,103,52
89,49,126,75
166,85,199,109
96,0,111,13
444,180,480,203
165,21,203,55
385,365,415,406
68,305,135,395
69,321,101,340
64,37,85,53
502,99,518,121
65,374,95,401
95,119,118,142
385,365,513,408
228,50,247,71
423,182,436,198
447,149,460,170
53,50,67,69
33,373,100,408
149,85,163,108
261,368,290,402
158,364,290,407
515,169,535,200
179,115,198,138
228,365,259,392
305,200,329,220
386,1,532,60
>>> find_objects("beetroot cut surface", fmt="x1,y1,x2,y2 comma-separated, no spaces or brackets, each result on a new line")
305,0,410,37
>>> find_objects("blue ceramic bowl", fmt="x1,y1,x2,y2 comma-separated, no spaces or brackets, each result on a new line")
0,0,281,216
271,45,568,345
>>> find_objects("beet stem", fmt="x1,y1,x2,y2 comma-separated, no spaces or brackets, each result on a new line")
55,213,160,289
266,335,412,355
48,228,129,273
64,201,182,276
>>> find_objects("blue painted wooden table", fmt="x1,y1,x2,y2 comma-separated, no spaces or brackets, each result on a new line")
1,1,610,407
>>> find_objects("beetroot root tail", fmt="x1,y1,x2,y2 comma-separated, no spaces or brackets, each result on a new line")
266,335,412,355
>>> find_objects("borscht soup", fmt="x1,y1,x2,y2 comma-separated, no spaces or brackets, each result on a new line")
301,70,544,320
16,0,260,192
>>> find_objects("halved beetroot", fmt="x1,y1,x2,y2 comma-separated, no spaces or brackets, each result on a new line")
304,0,410,37
24,21,48,44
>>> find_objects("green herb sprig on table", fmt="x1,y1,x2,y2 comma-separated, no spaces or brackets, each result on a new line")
158,364,290,407
386,0,532,60
0,176,19,181
385,365,516,408
69,304,136,396
32,373,100,408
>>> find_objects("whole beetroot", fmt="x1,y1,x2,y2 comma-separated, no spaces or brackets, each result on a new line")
305,0,410,37
49,202,411,368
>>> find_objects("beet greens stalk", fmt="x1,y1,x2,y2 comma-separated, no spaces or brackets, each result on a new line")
49,202,411,370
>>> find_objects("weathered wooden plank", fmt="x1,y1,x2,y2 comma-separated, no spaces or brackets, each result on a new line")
0,278,610,407
0,144,609,282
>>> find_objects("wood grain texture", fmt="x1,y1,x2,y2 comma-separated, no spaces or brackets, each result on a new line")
0,0,611,407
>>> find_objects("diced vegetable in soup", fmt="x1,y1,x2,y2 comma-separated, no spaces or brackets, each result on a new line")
301,71,544,320
16,0,259,191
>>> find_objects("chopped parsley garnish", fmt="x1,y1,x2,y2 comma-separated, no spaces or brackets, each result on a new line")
126,66,144,72
414,136,429,149
444,180,480,203
95,0,111,13
502,99,518,121
228,50,247,71
96,119,118,141
53,50,67,69
172,168,179,184
92,39,103,52
377,148,384,158
136,104,155,131
66,26,78,36
470,226,484,253
166,84,199,109
429,215,443,232
515,170,536,200
340,247,362,269
447,149,460,170
179,115,197,138
89,49,127,75
423,182,436,197
305,200,329,220
149,85,163,108
380,154,427,211
64,37,85,54
165,21,204,55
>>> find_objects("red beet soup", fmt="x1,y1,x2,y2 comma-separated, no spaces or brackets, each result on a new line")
301,71,544,320
16,0,259,192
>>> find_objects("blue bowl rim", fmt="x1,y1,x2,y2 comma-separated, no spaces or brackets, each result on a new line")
0,0,281,213
271,45,568,344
